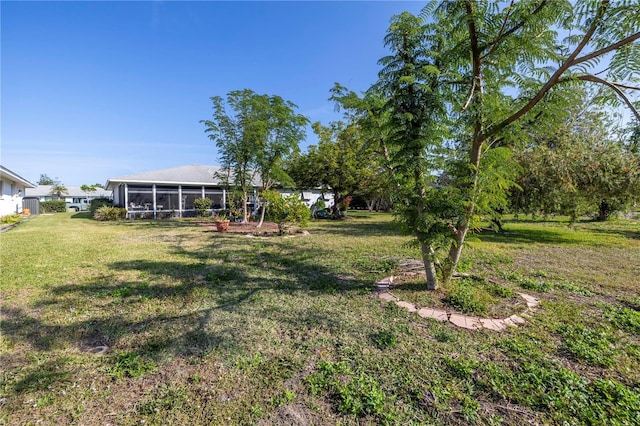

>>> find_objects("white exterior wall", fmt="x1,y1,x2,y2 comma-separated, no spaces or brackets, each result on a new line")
278,189,334,208
0,178,26,216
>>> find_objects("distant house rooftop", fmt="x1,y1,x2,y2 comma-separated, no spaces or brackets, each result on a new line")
105,164,261,190
25,185,112,199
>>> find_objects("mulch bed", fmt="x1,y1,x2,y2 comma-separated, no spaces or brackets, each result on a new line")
196,220,280,234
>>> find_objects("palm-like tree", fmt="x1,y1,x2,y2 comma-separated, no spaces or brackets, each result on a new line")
50,184,68,200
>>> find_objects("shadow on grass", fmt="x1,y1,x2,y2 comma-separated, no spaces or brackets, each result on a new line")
473,227,580,245
476,219,640,245
70,212,93,219
311,217,401,238
2,233,373,390
587,227,640,241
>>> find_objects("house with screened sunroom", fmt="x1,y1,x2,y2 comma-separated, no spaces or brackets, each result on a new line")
105,164,334,219
105,165,260,218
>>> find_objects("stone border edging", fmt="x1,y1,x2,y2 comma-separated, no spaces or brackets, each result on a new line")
375,276,539,331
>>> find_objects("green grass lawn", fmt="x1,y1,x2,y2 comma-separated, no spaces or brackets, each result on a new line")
1,212,639,425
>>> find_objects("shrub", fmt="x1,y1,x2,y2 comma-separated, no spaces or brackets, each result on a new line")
41,200,67,213
94,206,126,221
263,190,310,234
194,197,213,217
89,197,113,215
1,214,22,224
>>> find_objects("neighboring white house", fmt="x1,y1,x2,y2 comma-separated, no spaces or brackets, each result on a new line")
0,165,36,216
278,189,334,209
25,185,112,204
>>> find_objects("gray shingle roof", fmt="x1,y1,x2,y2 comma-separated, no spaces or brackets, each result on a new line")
25,185,112,198
106,165,261,189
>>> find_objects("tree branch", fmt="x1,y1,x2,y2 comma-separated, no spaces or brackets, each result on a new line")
571,32,640,67
480,0,610,143
464,0,484,166
559,74,640,121
480,1,549,60
461,78,476,112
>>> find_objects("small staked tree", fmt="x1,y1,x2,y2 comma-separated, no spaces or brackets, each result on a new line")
262,190,310,235
254,95,308,227
202,89,307,223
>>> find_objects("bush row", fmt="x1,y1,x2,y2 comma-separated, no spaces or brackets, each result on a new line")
41,200,67,213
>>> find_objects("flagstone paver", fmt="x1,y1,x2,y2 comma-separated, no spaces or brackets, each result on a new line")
517,292,540,308
480,319,507,331
396,300,418,312
508,314,525,324
417,308,449,322
449,313,482,330
375,274,540,332
502,317,519,327
377,291,398,302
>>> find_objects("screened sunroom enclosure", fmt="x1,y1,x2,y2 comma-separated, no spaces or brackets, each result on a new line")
116,184,233,218
106,165,261,219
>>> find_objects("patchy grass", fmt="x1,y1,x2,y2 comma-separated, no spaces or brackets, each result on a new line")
1,212,639,425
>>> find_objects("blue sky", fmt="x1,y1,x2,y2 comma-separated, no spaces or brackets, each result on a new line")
2,1,424,186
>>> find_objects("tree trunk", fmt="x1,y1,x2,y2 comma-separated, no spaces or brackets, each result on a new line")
242,191,249,222
420,242,439,290
257,202,266,228
443,223,470,284
598,201,610,221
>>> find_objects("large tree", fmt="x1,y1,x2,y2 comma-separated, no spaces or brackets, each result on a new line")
254,96,309,227
288,121,374,217
37,174,56,185
513,106,640,221
339,1,639,290
201,89,307,223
